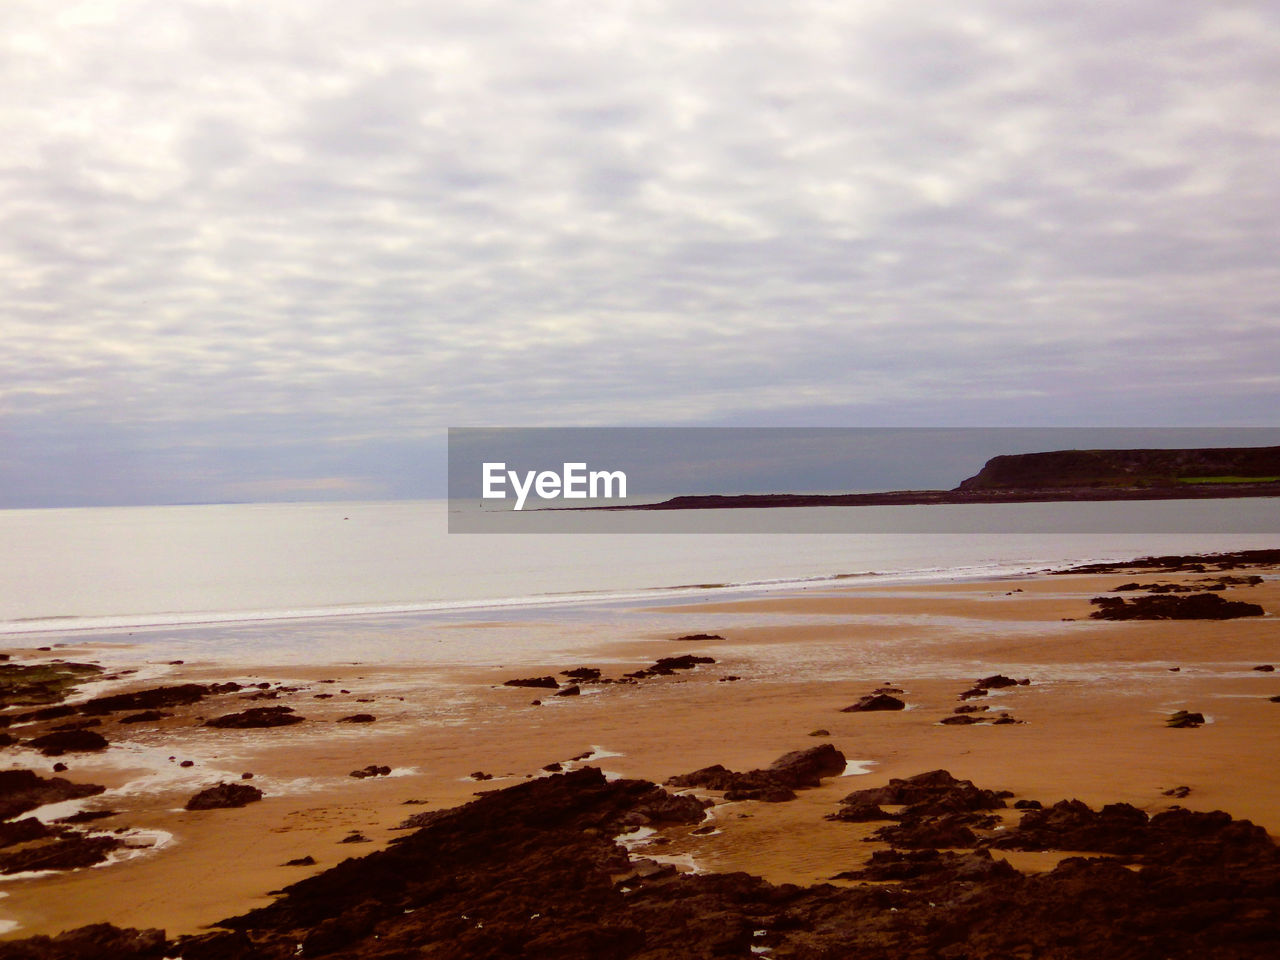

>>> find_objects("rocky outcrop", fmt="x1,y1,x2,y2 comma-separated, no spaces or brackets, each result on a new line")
0,661,104,709
185,782,264,810
204,707,304,729
624,655,715,680
10,767,1280,960
81,683,212,715
0,770,105,820
501,676,559,689
666,744,846,802
1090,592,1265,619
0,833,124,874
27,729,110,756
957,446,1280,490
840,693,905,712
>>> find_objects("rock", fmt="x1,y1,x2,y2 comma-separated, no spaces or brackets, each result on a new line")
54,810,118,824
27,729,110,756
555,685,581,697
204,706,305,729
975,674,1023,689
0,833,125,874
502,676,559,689
958,687,989,700
718,675,740,682
284,856,316,866
340,833,371,844
0,817,57,848
834,770,1007,819
1013,799,1043,810
179,760,194,768
0,923,166,959
1253,664,1275,672
840,693,905,712
673,633,724,641
1166,710,1205,728
118,710,171,724
1163,786,1192,799
624,655,716,679
10,767,1280,960
470,771,493,781
835,847,1017,883
337,714,376,723
954,704,988,713
808,729,830,736
543,763,562,772
80,683,210,715
940,714,982,725
561,668,601,681
51,762,68,773
1089,593,1265,620
667,744,846,802
350,766,391,779
185,782,264,810
0,661,104,709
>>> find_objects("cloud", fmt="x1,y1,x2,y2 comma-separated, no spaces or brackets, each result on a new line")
1,0,1278,503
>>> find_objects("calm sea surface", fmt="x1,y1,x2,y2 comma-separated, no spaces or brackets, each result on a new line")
2,499,1276,641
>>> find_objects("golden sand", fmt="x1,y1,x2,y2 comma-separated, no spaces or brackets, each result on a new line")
2,568,1278,939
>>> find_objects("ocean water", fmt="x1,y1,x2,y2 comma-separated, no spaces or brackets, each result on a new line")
1,499,1276,643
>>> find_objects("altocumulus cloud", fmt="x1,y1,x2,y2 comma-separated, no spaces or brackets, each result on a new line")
1,0,1279,504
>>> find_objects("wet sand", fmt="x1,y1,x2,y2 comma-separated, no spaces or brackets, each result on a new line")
2,566,1279,939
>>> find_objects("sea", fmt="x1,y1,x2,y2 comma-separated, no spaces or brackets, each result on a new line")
1,498,1276,666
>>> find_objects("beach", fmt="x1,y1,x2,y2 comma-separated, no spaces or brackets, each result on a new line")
1,551,1278,951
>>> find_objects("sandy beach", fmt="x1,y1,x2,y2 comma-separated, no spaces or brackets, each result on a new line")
2,557,1279,948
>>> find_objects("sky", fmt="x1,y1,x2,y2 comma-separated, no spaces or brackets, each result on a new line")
2,1,1279,506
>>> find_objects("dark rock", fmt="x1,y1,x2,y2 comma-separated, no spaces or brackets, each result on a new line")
0,817,56,848
561,668,601,681
179,760,194,768
118,710,171,724
502,676,559,689
954,704,988,713
185,782,264,810
54,810,118,824
12,766,1280,960
625,655,716,679
808,728,830,736
470,771,493,781
555,685,581,697
667,744,846,802
940,714,982,725
718,675,740,682
337,714,376,723
869,813,991,848
1166,710,1205,728
958,687,989,700
1089,593,1265,620
350,766,391,779
0,661,104,709
340,833,371,844
284,856,316,866
673,633,724,641
28,729,109,756
835,847,1017,883
0,833,124,874
80,683,209,715
1013,799,1043,810
241,772,254,780
51,762,67,773
1163,786,1192,799
204,706,305,729
543,763,562,772
1253,664,1275,672
975,674,1022,689
841,693,905,712
835,769,1007,819
0,923,166,960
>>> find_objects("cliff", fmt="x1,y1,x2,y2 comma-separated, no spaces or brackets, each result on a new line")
956,445,1280,491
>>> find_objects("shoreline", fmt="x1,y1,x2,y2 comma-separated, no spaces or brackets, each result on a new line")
2,550,1279,947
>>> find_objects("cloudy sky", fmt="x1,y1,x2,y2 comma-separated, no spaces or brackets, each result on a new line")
2,1,1278,506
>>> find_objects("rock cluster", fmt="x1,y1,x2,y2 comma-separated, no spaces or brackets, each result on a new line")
1090,592,1265,619
666,744,846,802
